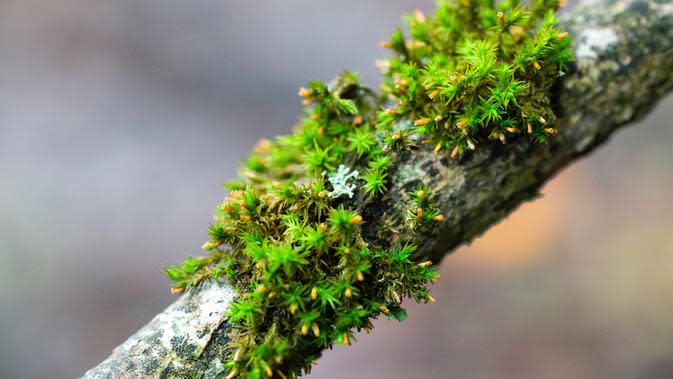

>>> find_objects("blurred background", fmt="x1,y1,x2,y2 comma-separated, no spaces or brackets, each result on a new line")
1,1,672,378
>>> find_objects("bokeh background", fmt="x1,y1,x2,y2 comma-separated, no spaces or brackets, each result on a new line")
1,1,672,378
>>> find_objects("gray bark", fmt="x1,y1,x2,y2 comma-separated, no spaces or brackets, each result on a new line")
84,0,673,377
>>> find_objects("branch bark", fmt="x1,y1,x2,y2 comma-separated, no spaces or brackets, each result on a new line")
83,0,673,377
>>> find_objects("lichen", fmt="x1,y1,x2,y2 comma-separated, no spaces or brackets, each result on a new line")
165,1,572,378
324,165,359,199
576,27,619,59
82,280,236,379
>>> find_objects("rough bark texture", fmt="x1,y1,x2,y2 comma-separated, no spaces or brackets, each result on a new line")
84,0,673,377
85,280,237,379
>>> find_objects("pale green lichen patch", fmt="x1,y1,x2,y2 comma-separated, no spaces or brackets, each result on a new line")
575,27,618,59
82,280,236,379
324,164,359,198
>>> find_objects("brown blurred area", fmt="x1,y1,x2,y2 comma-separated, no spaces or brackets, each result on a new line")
0,1,672,378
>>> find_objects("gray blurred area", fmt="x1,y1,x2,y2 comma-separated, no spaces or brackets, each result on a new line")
1,1,672,378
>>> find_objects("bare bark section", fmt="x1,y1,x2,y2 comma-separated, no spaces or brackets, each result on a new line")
84,280,236,378
84,0,673,377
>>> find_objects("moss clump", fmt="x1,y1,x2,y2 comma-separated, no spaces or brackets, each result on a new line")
166,72,437,378
166,1,572,378
378,0,572,156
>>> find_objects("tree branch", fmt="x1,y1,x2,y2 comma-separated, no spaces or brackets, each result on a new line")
83,0,673,377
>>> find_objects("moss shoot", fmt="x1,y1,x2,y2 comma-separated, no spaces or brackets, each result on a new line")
166,1,572,378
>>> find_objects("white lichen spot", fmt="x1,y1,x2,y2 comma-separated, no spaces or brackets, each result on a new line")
324,164,359,198
205,358,225,379
157,280,235,355
82,279,237,379
576,27,619,59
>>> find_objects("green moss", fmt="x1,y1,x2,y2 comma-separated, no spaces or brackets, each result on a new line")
166,1,572,378
378,0,572,157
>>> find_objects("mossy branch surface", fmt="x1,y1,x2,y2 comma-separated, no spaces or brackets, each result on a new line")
84,0,673,378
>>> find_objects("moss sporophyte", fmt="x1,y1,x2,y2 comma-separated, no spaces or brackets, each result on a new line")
165,1,572,377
